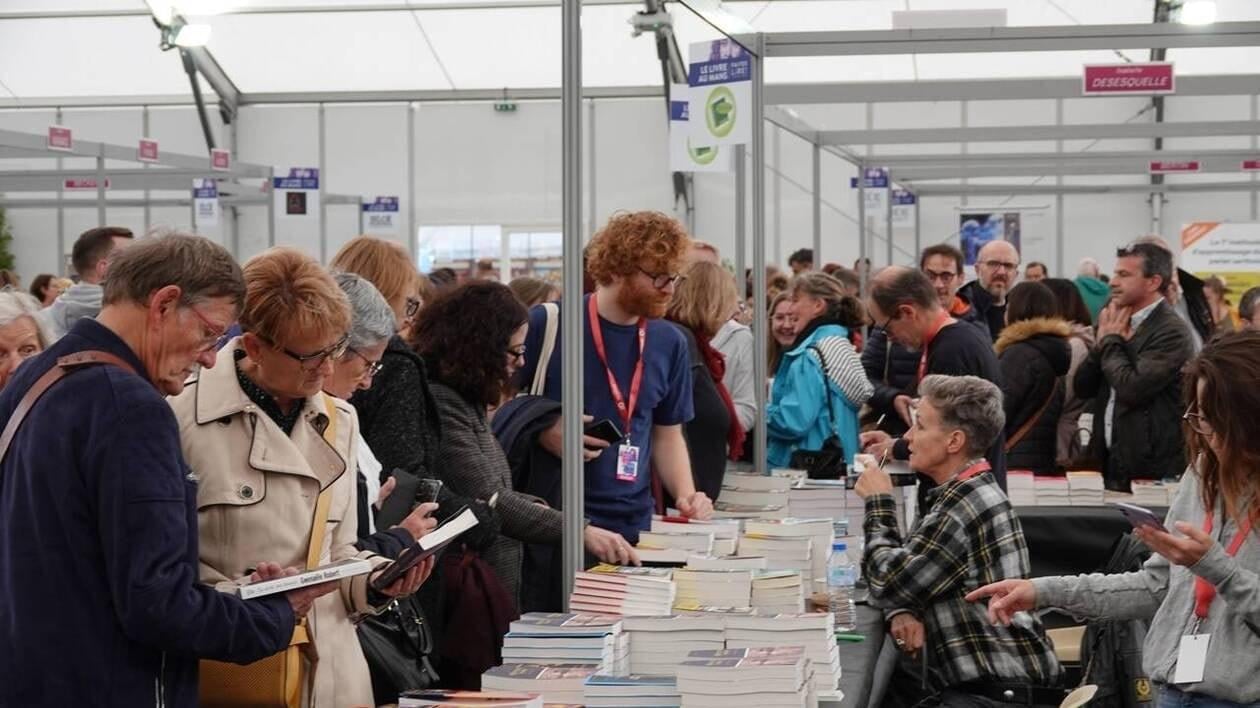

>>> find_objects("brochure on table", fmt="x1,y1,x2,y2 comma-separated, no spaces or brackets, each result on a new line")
669,84,730,173
1181,222,1260,320
272,167,321,248
193,178,219,230
688,39,752,148
362,196,401,236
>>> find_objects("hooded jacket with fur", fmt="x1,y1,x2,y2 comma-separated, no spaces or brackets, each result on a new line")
995,317,1072,475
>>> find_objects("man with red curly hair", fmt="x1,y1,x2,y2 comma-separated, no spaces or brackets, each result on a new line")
519,211,713,554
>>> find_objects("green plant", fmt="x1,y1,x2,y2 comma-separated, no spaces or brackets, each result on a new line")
0,207,15,272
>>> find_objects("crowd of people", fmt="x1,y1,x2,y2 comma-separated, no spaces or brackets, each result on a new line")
0,215,1258,707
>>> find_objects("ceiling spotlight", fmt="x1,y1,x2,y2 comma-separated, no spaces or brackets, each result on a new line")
1179,0,1217,25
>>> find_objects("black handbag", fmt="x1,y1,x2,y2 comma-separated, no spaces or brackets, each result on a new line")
357,596,440,706
788,345,846,480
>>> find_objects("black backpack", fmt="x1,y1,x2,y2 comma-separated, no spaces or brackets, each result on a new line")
1078,533,1156,708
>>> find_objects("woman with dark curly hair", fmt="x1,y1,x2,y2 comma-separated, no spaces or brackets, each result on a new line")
412,281,637,607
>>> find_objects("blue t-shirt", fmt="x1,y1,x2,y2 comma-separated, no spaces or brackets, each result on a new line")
519,295,694,543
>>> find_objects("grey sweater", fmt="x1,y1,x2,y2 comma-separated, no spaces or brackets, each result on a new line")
1032,469,1260,702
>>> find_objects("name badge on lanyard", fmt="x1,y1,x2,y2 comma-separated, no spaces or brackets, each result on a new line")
588,295,647,485
1174,511,1253,684
616,444,641,482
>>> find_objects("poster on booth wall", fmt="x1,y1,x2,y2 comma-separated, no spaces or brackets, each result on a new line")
669,84,730,173
193,178,219,229
891,190,917,228
272,168,320,221
1181,222,1260,322
850,168,889,215
959,212,1021,266
362,197,401,236
688,39,752,147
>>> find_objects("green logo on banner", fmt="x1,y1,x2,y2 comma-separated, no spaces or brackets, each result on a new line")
705,86,736,139
688,140,718,166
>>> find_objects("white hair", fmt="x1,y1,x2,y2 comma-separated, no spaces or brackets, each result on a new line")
1077,257,1100,279
0,291,53,348
333,271,396,350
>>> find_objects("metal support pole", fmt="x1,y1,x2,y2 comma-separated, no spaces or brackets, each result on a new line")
751,34,768,477
407,103,417,257
885,170,894,266
811,142,821,265
857,164,867,292
588,99,597,239
772,126,781,268
55,107,64,274
1252,95,1258,221
560,0,585,607
734,144,746,287
1055,98,1064,276
95,154,106,227
142,105,151,233
318,103,327,263
914,194,922,256
267,168,276,248
229,116,240,257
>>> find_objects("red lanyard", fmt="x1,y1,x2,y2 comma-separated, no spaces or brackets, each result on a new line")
587,295,647,441
956,460,991,482
917,311,956,383
1193,511,1253,619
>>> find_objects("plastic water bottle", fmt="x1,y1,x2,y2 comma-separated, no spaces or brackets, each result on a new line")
826,542,858,631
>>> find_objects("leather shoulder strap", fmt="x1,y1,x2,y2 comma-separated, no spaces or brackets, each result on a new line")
1005,378,1059,453
0,350,137,465
305,394,339,570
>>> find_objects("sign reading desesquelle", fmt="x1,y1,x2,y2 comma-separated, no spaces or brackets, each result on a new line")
1082,63,1175,96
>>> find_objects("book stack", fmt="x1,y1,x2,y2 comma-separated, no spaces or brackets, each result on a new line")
583,674,681,708
399,689,544,707
676,647,816,708
622,613,728,676
1034,476,1071,506
686,555,767,571
1007,471,1037,507
716,471,792,519
636,530,716,565
713,502,789,520
750,571,806,614
651,517,742,556
738,533,813,575
569,565,676,616
672,569,753,611
503,613,626,673
723,613,840,698
787,483,847,521
744,519,834,592
1067,471,1105,506
480,664,599,704
1131,481,1173,507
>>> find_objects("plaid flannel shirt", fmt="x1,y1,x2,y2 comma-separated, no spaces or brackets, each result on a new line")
863,471,1062,689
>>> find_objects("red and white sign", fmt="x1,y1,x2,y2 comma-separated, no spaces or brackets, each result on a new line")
138,139,159,163
1083,63,1175,96
1242,159,1260,171
1150,160,1200,174
64,178,111,190
47,125,73,152
210,148,231,171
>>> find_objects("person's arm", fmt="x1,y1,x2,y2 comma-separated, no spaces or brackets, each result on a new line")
765,356,826,443
1031,554,1169,623
726,328,757,432
820,341,873,408
97,401,295,664
328,418,393,614
1073,345,1105,400
861,493,971,612
861,328,904,417
653,423,695,501
1099,326,1192,408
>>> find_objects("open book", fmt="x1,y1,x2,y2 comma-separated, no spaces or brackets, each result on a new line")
371,506,479,590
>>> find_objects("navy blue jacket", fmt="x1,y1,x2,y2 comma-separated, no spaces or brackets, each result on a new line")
0,319,295,707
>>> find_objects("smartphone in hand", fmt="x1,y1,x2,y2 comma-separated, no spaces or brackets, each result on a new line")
585,418,624,446
1111,502,1166,530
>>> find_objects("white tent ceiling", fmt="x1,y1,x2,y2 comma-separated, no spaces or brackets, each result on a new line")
1,0,1259,99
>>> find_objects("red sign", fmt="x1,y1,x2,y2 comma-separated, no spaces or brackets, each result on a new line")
47,125,73,152
64,178,111,190
138,139,159,163
210,148,231,171
1242,160,1260,171
1149,160,1200,174
1083,63,1175,96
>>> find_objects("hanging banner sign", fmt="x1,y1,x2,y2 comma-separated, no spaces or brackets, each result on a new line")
1241,160,1260,171
272,167,320,221
891,189,917,228
849,168,889,189
210,148,231,171
669,84,730,173
138,139,159,163
851,168,889,213
63,178,110,190
1150,160,1200,174
362,196,401,235
688,39,752,147
193,178,220,229
1082,62,1175,96
47,125,73,152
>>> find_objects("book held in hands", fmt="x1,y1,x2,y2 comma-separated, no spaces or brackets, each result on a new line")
370,506,479,590
238,558,373,600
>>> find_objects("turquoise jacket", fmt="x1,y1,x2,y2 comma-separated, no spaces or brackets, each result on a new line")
766,324,862,469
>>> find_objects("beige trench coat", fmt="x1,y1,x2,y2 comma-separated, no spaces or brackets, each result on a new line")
168,339,386,708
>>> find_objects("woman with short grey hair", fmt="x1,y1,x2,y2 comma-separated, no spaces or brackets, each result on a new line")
0,292,53,391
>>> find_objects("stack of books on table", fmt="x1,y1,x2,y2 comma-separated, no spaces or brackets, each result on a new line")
583,674,681,707
650,517,741,556
744,519,834,592
723,613,841,698
636,530,716,565
713,502,789,520
480,664,599,705
1007,471,1037,507
1067,471,1105,506
787,483,847,521
399,689,544,707
750,570,806,614
1131,480,1174,507
686,554,767,571
672,568,753,610
622,613,728,676
676,647,816,708
503,613,626,673
569,564,676,616
1034,476,1071,506
716,471,793,519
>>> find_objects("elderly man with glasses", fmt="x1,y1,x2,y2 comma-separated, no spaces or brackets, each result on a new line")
958,240,1021,342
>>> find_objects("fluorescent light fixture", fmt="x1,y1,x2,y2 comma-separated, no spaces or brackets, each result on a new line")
1179,0,1217,25
145,0,175,24
171,22,212,47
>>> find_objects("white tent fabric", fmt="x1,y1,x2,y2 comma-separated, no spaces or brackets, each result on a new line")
0,0,1259,97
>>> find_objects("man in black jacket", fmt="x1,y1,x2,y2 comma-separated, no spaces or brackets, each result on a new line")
958,239,1021,342
1075,242,1194,491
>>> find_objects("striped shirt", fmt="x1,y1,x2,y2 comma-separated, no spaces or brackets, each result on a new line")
808,335,873,408
863,471,1062,689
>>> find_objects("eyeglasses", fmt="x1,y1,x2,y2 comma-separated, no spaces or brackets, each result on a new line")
264,333,350,372
978,260,1019,272
186,304,229,352
639,267,684,290
1182,405,1213,436
345,347,385,379
923,269,958,284
405,297,421,319
505,345,527,363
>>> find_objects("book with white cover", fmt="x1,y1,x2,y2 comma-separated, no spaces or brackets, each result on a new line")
238,558,373,599
686,554,767,571
722,472,794,493
637,530,715,554
651,516,742,540
713,502,788,520
510,613,622,636
635,547,691,565
717,488,791,507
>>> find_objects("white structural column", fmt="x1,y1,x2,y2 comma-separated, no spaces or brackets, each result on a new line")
772,127,781,267
885,169,893,266
735,144,746,287
751,34,768,477
560,0,585,605
318,103,328,263
812,142,821,265
1055,98,1065,276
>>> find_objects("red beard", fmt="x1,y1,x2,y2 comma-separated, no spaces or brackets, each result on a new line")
617,278,670,319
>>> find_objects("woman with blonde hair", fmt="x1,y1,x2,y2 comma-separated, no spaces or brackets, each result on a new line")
666,262,746,500
0,291,52,390
508,276,560,308
169,248,431,707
